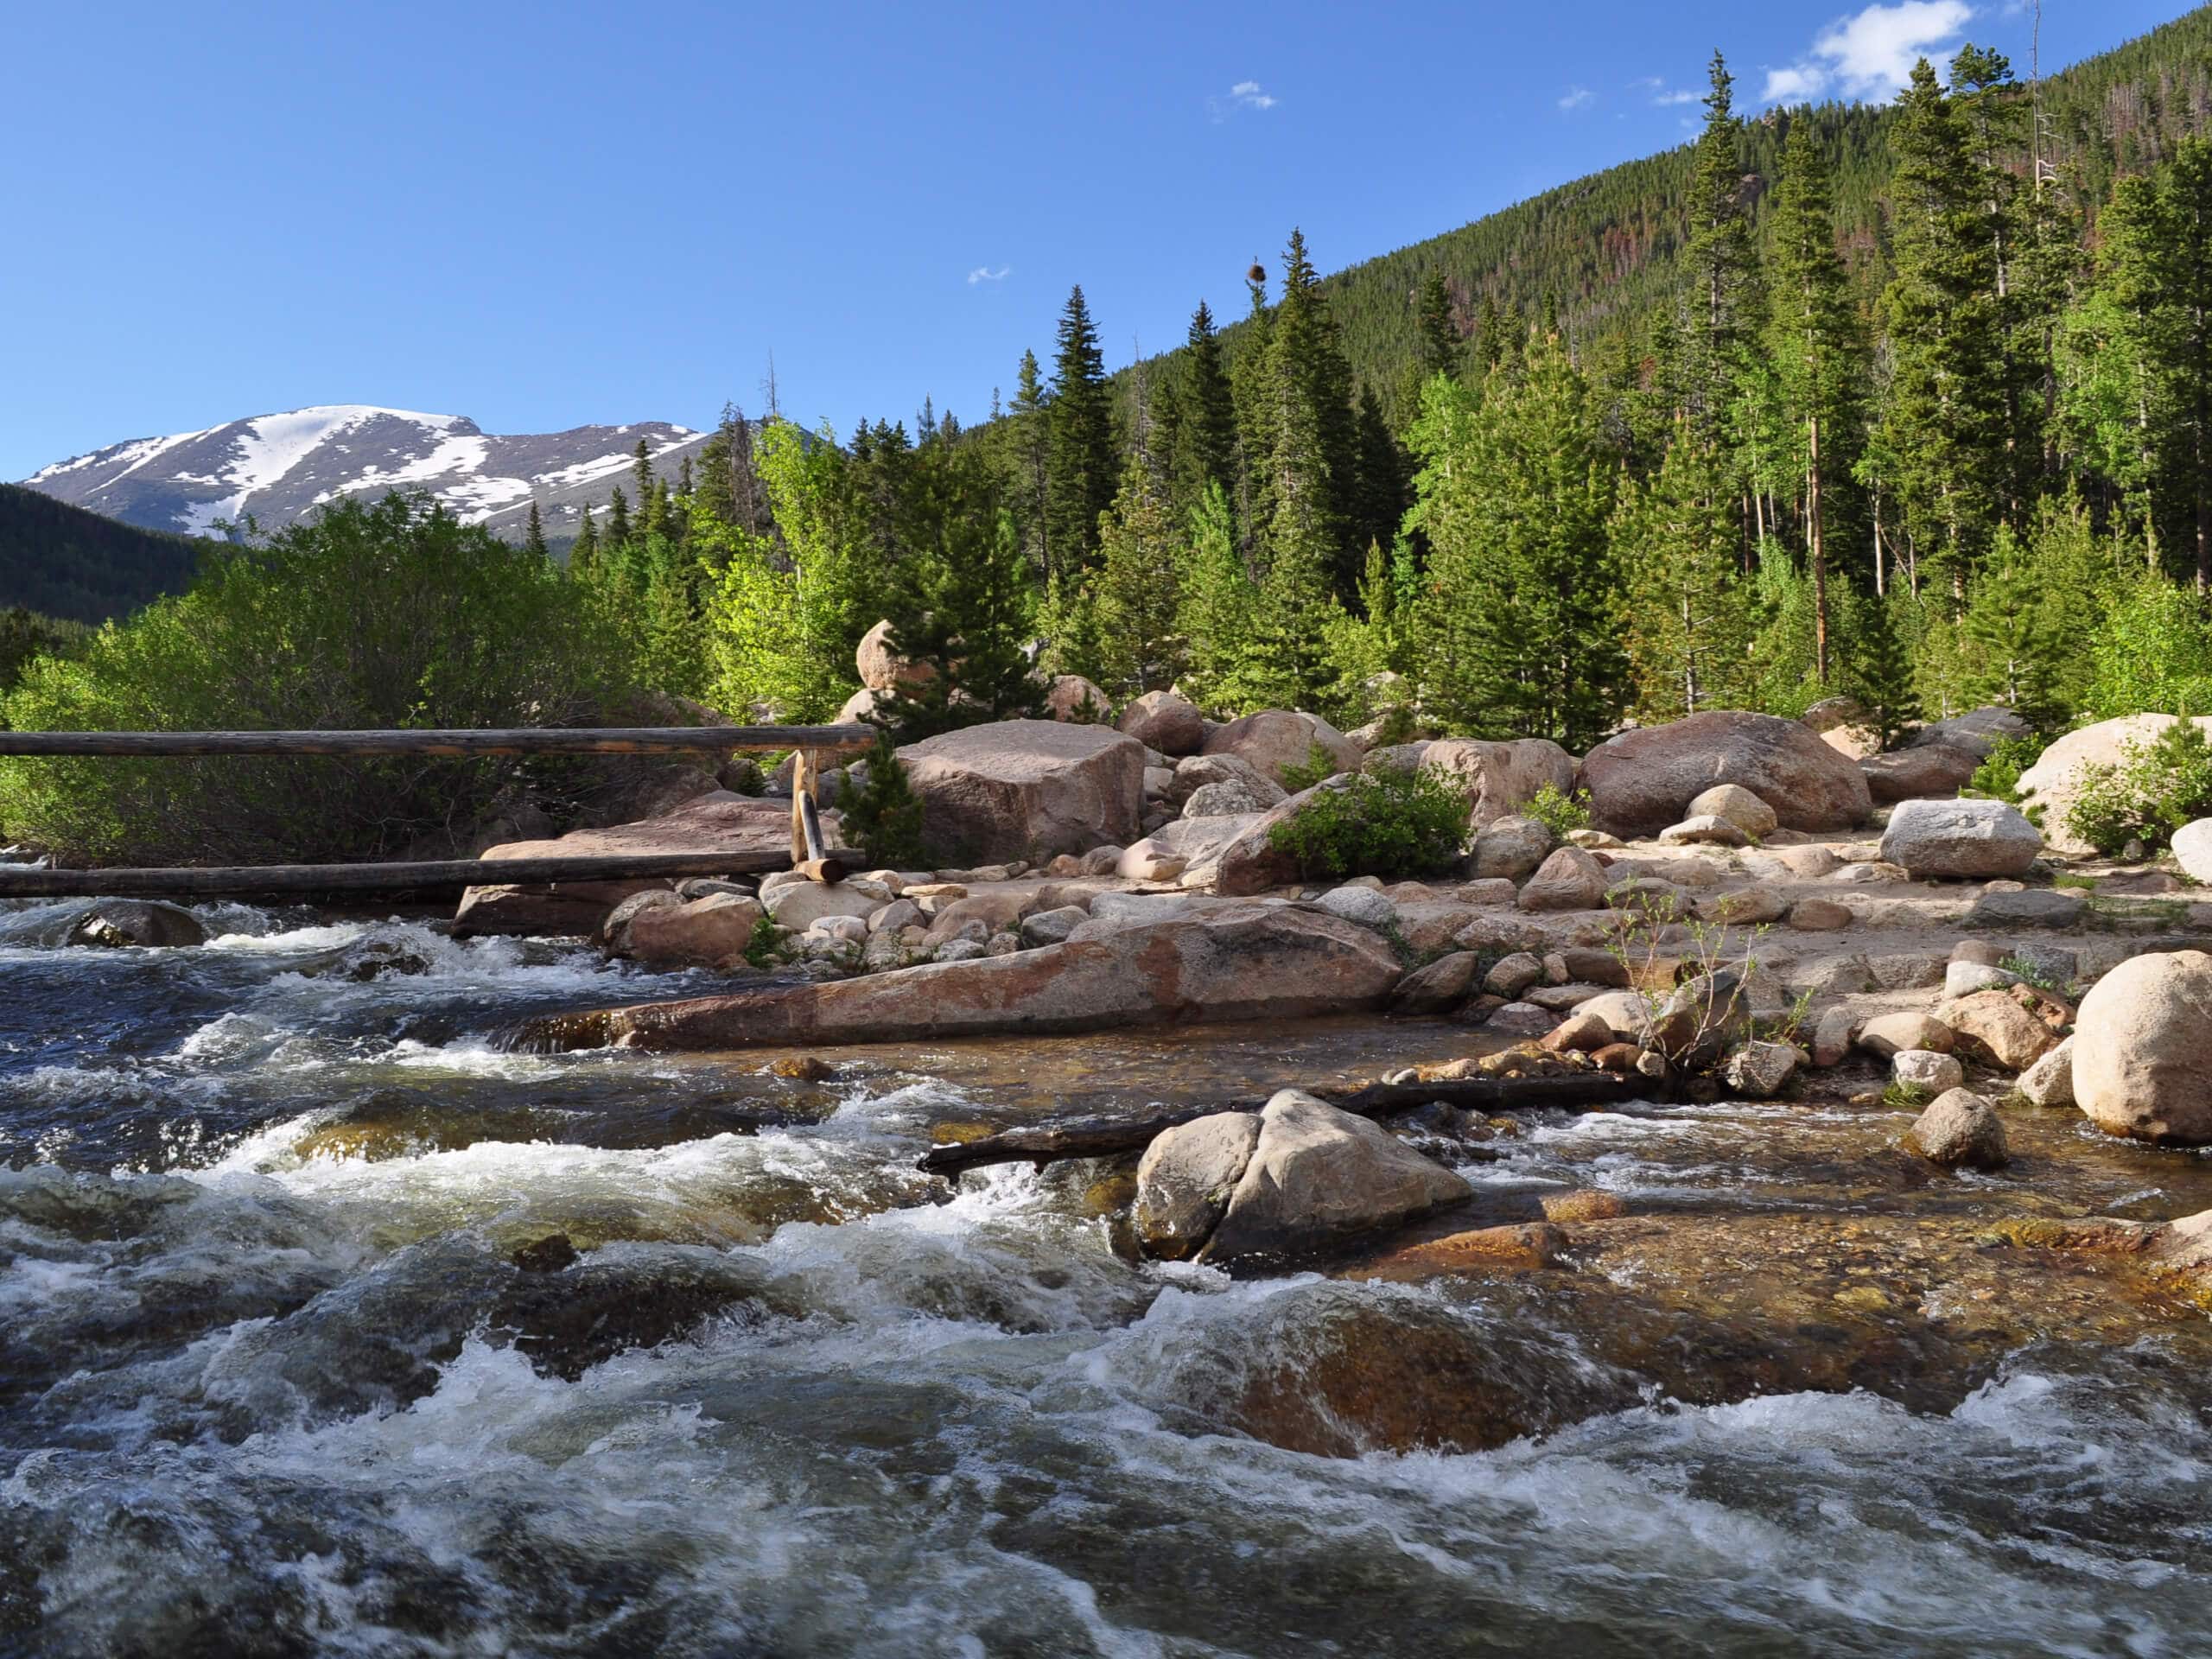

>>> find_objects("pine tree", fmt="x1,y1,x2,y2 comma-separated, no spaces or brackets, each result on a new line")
835,731,926,868
1173,301,1238,512
1045,286,1116,575
1090,457,1186,696
1260,229,1362,594
1767,118,1870,683
1175,481,1268,711
1842,584,1923,747
1873,58,2006,600
632,437,653,510
1956,524,2061,718
523,500,549,560
1230,260,1276,556
1415,269,1459,380
1009,349,1052,576
1678,51,1762,442
1349,384,1408,563
1406,338,1623,746
570,505,600,577
604,486,632,549
1616,429,1760,719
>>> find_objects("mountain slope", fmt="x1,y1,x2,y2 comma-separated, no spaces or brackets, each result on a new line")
0,482,215,624
22,406,711,549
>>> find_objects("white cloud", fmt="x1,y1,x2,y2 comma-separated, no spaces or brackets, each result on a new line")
1558,86,1593,111
1759,1,1974,105
1230,79,1276,110
1652,86,1700,105
966,265,1010,285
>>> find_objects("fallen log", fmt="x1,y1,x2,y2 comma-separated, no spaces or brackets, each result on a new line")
916,1072,1645,1177
0,850,787,900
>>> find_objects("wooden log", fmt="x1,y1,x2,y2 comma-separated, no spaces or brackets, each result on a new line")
0,850,788,900
788,751,810,867
916,1073,1644,1178
0,724,876,759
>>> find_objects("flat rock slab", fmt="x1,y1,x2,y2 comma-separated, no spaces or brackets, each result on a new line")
528,905,1405,1051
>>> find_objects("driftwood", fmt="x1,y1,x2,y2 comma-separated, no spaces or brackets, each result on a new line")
916,1072,1644,1177
0,850,789,899
786,755,849,885
0,724,875,758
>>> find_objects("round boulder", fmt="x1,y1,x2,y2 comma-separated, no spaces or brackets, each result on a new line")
1687,783,1778,840
1045,674,1112,723
62,900,207,949
1116,690,1206,755
1470,814,1554,880
2017,715,2212,855
1577,710,1872,839
855,619,935,691
1201,710,1361,786
2074,950,2212,1145
1904,1088,2010,1170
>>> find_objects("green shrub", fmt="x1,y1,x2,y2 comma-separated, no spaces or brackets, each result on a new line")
1,607,88,704
2062,721,2212,855
1964,732,2049,809
0,493,631,862
1522,782,1591,837
1266,767,1466,880
834,733,926,868
1281,741,1348,793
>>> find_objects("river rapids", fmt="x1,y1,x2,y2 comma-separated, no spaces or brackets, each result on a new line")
3,898,2210,1656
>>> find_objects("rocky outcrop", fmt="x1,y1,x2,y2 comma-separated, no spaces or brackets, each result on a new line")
1116,691,1205,755
529,905,1406,1051
1420,738,1577,830
1878,798,2042,879
1197,1090,1472,1263
1201,710,1361,785
898,720,1144,864
2073,950,2212,1145
2016,715,2212,855
455,791,798,938
1577,711,1872,838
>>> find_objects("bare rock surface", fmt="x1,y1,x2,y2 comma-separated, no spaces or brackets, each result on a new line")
1202,710,1360,785
1116,690,1206,755
1135,1112,1262,1260
899,719,1144,865
1578,711,1872,839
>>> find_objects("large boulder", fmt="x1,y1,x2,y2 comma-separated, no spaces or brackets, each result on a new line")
60,899,207,949
2017,715,2212,855
1202,710,1361,786
1516,846,1608,912
2073,950,2212,1145
1134,1112,1262,1260
1860,746,1979,805
1198,1090,1472,1264
2171,818,2212,884
524,905,1406,1051
855,619,934,691
1420,739,1578,830
1909,706,2031,761
1116,690,1206,755
897,720,1144,865
1577,711,1872,839
621,892,766,969
1878,798,2043,879
454,791,796,938
1211,782,1333,896
1044,674,1112,723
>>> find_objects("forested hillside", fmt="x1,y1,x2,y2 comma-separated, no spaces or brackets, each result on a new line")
0,484,213,624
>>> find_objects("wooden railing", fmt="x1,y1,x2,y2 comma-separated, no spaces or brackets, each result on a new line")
0,724,874,899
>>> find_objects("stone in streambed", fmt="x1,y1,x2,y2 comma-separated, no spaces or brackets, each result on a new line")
1135,1111,1262,1261
1391,952,1478,1014
1198,1090,1472,1264
2015,1035,2075,1109
1904,1089,2010,1171
1892,1049,1965,1093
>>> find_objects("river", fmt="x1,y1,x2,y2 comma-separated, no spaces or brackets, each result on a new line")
3,898,2210,1657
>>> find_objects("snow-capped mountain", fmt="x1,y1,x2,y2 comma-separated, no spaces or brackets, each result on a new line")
21,405,713,547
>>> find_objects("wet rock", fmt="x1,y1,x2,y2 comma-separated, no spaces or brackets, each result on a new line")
1420,737,1578,830
1116,690,1206,755
1470,814,1554,880
1892,1049,1965,1093
899,719,1145,865
1904,1088,2010,1170
1938,988,2062,1071
1135,1110,1262,1260
2073,950,2212,1144
1723,1039,1801,1098
623,892,767,967
511,1234,580,1274
1202,709,1360,786
334,939,435,981
1577,710,1872,839
1199,1090,1472,1263
61,899,207,949
1391,951,1478,1014
1517,847,1608,912
1541,1189,1628,1223
1880,798,2042,879
536,905,1407,1051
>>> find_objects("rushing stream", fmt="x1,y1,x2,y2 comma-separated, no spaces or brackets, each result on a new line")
3,898,2211,1656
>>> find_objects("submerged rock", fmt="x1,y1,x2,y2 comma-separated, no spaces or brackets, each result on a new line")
62,899,207,949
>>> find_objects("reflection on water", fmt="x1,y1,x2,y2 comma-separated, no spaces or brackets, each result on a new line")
3,899,2210,1656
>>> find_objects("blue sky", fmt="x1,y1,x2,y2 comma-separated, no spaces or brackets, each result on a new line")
2,0,2190,480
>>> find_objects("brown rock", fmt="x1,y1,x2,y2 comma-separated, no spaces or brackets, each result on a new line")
1938,988,2060,1071
1518,846,1609,912
1540,1190,1627,1223
1789,897,1854,931
1904,1088,2010,1171
855,619,935,691
623,892,766,968
1577,710,1872,839
1116,690,1206,755
899,719,1144,865
1201,709,1361,785
1541,1009,1613,1052
1044,673,1112,722
1856,1012,1955,1057
1861,745,1978,804
1421,738,1578,830
1390,951,1479,1014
